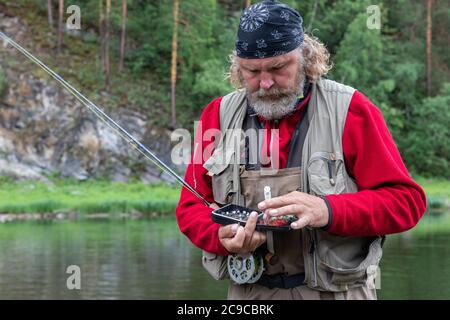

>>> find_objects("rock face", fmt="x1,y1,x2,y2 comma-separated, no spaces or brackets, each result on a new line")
0,13,181,184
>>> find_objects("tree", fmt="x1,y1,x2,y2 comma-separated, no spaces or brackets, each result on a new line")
426,0,433,96
308,0,370,54
332,12,403,134
404,83,450,177
119,0,127,73
171,0,179,128
333,13,384,93
104,0,111,91
245,0,251,8
306,0,318,32
47,0,54,30
99,0,104,71
57,0,64,53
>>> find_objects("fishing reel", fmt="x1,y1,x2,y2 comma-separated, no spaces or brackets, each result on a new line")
227,253,264,285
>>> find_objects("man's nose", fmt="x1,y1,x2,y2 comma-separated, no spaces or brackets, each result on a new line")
260,73,274,90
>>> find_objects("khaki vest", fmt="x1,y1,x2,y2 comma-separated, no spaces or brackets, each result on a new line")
202,79,383,292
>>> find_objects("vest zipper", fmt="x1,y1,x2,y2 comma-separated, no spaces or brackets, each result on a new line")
308,231,318,287
269,120,279,169
327,159,336,186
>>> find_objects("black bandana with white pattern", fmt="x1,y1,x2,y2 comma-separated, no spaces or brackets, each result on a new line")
236,1,304,59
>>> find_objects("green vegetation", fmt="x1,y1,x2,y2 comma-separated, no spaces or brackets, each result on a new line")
0,178,180,215
409,214,450,237
2,0,448,177
416,177,450,199
399,177,450,236
404,85,450,177
0,66,5,95
0,177,448,217
415,177,450,213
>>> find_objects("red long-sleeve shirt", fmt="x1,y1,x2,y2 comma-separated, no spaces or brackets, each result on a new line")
176,90,427,256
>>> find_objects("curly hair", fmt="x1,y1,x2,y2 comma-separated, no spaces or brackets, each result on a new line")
226,34,333,90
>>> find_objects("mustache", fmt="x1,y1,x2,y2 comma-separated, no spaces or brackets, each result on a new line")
253,86,296,100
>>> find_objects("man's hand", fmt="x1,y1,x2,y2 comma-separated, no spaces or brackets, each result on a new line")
217,211,267,255
209,203,220,210
257,191,329,229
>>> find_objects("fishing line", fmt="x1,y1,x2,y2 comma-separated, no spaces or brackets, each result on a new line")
0,31,210,206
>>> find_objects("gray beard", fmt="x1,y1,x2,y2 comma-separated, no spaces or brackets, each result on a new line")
247,78,305,121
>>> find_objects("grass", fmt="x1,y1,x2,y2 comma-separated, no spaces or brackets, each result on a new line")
0,176,448,216
0,178,181,215
415,177,450,211
381,176,450,236
416,177,450,198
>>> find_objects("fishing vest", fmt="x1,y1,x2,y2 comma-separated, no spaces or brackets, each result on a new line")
202,79,383,292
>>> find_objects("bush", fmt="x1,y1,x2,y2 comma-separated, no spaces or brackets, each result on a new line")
403,83,450,177
192,59,233,100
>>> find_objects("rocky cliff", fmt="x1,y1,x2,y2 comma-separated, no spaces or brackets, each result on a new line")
0,12,179,184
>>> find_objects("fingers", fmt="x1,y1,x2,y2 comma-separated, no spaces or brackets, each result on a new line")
244,211,258,236
242,212,258,250
209,203,220,210
224,225,246,253
258,195,289,211
235,229,266,253
290,215,311,230
218,211,259,241
219,226,266,254
258,191,303,210
252,231,267,249
265,204,306,218
218,224,238,239
218,212,267,254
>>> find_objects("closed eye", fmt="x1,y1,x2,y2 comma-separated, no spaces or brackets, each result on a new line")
244,68,259,74
269,64,285,72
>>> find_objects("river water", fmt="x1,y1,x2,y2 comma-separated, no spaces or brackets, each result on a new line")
0,217,448,299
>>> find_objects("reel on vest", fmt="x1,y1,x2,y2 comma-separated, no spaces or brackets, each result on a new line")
227,253,264,284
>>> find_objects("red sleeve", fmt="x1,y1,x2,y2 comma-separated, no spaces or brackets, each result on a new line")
325,91,427,236
175,97,229,256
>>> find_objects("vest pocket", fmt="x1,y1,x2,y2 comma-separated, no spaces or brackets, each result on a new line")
307,151,345,196
202,251,228,280
315,233,383,289
204,147,236,205
212,171,233,205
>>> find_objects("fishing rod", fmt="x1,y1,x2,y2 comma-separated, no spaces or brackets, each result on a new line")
0,31,210,206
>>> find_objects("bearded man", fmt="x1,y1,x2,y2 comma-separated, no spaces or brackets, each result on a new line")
176,0,426,300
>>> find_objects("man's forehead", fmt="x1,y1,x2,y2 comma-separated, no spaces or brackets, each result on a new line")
238,50,299,68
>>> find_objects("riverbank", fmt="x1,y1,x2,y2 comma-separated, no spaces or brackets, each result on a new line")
415,177,450,199
415,177,450,213
0,178,181,218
